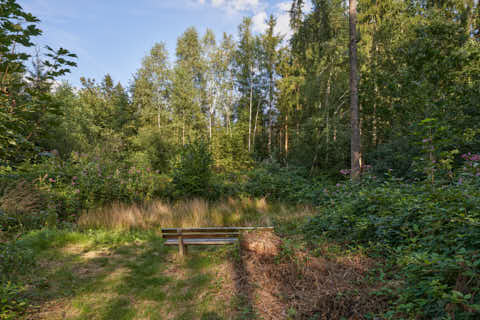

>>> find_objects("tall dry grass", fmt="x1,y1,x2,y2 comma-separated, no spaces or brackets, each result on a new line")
77,197,314,230
0,180,44,215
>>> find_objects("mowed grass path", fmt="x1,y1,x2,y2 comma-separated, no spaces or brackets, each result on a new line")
20,230,254,320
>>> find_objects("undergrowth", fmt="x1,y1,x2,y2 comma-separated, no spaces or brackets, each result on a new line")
304,178,480,319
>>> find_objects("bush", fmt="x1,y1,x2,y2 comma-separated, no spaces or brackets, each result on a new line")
171,139,214,199
304,178,480,319
1,152,171,228
366,135,420,179
0,281,27,320
129,127,174,173
0,242,35,277
242,162,331,204
0,241,35,320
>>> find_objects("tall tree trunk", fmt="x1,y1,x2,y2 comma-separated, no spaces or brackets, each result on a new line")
253,99,261,151
182,112,185,145
248,82,253,152
349,0,362,180
324,70,332,166
284,114,288,159
268,80,273,157
209,107,213,140
157,107,161,129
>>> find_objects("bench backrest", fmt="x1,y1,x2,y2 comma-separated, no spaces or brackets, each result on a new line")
161,226,274,240
161,226,274,256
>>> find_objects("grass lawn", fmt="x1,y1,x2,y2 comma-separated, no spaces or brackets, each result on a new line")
20,230,254,320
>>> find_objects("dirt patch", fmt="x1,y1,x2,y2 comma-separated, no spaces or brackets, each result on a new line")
236,231,388,319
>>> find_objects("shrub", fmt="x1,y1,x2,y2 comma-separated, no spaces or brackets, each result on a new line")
0,241,35,320
242,162,331,204
304,178,480,319
0,242,35,277
0,281,27,320
1,152,171,227
171,139,214,199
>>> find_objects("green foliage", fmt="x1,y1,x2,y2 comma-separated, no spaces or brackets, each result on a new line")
244,162,309,201
0,0,77,164
1,153,170,230
130,127,173,173
0,241,34,277
0,238,35,320
367,135,420,179
0,281,27,320
172,139,214,199
304,175,480,319
242,162,333,204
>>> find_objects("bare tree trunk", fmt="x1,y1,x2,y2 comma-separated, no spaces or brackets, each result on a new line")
182,113,185,145
268,82,273,157
349,0,362,179
248,82,253,152
157,107,161,129
209,107,213,140
253,99,261,151
284,114,288,159
325,70,332,166
371,9,378,147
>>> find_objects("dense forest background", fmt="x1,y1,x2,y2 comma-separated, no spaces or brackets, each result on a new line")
1,0,480,319
3,0,479,180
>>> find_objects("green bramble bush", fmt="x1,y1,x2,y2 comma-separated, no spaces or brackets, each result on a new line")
304,162,480,319
0,241,35,320
0,281,27,320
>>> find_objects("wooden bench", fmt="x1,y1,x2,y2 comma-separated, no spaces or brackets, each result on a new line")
161,227,274,256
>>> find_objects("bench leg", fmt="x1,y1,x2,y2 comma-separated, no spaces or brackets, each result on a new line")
179,236,186,257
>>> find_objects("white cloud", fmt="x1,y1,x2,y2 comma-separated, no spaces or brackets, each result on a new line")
274,1,292,38
252,11,268,33
276,1,291,11
196,0,261,13
211,0,224,7
194,0,313,38
274,1,313,39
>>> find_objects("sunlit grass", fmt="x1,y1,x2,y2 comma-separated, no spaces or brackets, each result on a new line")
14,198,317,319
21,229,243,320
77,197,314,231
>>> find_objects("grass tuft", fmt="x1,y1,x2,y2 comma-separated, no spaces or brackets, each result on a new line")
77,197,309,230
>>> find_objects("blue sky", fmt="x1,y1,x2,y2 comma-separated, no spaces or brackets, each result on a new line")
18,0,302,87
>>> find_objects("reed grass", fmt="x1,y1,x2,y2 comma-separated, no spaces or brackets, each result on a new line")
77,197,313,230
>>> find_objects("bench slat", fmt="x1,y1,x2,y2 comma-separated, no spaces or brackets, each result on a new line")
164,238,238,245
161,227,273,233
162,232,240,239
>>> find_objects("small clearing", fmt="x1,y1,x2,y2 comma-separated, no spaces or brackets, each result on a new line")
17,229,388,320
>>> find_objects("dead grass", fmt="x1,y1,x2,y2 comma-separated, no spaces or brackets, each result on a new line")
78,197,310,230
236,231,389,319
0,180,44,215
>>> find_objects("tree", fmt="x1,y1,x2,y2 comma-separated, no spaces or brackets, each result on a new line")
202,29,218,141
349,0,361,179
236,17,262,153
133,42,171,130
0,0,76,163
260,15,282,158
172,27,205,145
